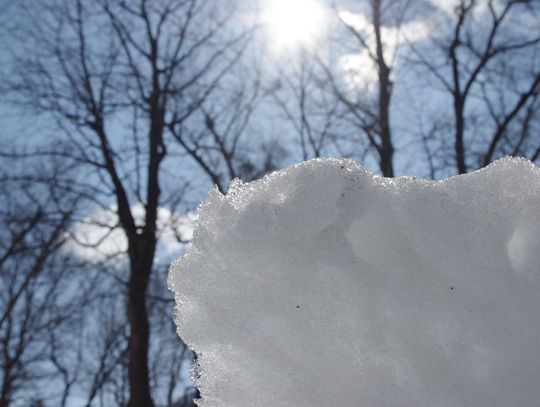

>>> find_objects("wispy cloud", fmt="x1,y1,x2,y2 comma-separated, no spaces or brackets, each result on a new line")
65,205,195,265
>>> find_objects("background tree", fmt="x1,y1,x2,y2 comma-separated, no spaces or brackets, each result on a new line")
6,0,254,405
314,0,416,176
170,62,286,193
0,161,81,407
411,0,540,175
271,53,345,161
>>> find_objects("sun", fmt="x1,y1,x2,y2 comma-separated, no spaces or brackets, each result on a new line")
263,0,327,49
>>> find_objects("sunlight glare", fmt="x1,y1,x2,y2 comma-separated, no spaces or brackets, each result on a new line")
264,0,326,49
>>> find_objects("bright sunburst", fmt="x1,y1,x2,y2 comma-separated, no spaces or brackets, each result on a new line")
263,0,327,49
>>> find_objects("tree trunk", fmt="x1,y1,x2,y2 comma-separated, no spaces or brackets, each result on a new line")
0,378,11,407
372,0,394,178
454,98,467,174
127,239,155,407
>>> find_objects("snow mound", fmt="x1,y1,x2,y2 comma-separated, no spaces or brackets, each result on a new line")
169,157,540,407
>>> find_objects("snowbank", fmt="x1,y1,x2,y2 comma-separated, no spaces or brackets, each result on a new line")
169,157,540,407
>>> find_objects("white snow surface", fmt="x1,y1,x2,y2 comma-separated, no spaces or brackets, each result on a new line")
169,157,540,407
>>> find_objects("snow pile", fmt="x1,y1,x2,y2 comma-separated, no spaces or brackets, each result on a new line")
169,157,540,407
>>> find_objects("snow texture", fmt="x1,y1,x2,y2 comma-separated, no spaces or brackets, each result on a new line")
169,157,540,407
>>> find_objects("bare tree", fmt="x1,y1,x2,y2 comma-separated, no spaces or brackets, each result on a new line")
411,0,540,174
169,60,287,193
0,165,80,407
6,0,252,405
312,0,415,177
271,53,345,161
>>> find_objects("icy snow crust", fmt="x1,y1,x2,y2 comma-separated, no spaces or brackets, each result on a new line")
169,157,540,407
